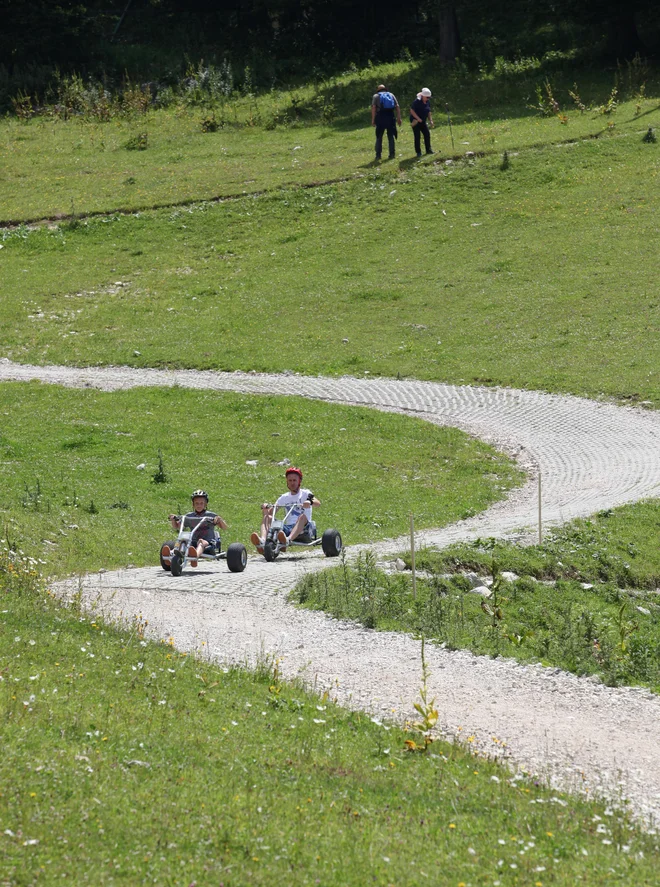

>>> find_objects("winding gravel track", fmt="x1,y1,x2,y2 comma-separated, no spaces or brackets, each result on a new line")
3,360,660,825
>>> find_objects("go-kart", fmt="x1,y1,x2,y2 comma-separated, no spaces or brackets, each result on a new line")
260,502,342,562
160,516,247,576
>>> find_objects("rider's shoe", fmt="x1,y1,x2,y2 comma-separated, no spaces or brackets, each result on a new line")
188,545,198,567
277,530,288,548
162,545,171,558
250,532,264,554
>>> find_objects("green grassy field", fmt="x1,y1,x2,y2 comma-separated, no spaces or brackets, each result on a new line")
2,122,659,403
0,382,521,578
2,559,658,886
1,57,657,222
3,59,660,883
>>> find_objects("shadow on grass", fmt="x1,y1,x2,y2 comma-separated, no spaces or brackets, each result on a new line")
288,57,660,134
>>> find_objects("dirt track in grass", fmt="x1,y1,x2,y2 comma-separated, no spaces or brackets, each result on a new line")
3,359,660,825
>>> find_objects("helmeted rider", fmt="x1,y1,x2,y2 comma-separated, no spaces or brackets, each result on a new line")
168,490,228,567
251,467,320,553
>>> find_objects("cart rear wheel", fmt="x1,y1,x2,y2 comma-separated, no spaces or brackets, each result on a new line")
170,550,183,577
160,541,175,571
321,528,342,557
227,543,247,573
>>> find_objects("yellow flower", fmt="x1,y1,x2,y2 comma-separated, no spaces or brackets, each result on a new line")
449,823,456,829
546,831,553,837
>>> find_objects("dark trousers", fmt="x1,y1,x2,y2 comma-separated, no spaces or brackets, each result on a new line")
413,121,432,154
375,117,396,158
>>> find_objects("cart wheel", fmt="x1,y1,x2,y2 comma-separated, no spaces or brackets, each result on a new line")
226,543,247,573
263,540,279,562
321,528,342,557
170,550,183,577
160,541,175,572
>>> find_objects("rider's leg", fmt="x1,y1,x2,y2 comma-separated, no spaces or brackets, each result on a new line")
287,513,309,543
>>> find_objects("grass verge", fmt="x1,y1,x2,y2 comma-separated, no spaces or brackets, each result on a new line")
0,382,521,578
2,551,658,885
291,501,660,692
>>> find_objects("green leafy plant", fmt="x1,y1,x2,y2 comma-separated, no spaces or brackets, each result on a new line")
151,449,168,484
125,131,148,150
406,636,438,752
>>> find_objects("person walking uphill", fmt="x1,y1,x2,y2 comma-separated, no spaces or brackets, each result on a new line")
371,84,402,161
410,87,435,158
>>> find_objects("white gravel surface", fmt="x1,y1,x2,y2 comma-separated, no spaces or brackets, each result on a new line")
3,360,660,827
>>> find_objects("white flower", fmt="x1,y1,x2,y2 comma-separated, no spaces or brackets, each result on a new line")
313,718,326,724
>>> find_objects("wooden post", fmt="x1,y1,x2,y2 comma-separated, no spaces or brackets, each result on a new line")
410,513,417,601
538,472,542,544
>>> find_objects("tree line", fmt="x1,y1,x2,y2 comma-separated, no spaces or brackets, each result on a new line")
1,1,658,92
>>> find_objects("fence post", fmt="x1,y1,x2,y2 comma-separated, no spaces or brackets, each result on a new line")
410,513,417,601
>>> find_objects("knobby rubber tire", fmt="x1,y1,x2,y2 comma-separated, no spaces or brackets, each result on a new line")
170,551,183,577
263,540,279,562
321,528,342,557
226,542,247,573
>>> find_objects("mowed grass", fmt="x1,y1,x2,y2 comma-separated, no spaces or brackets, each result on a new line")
292,500,660,692
1,58,657,222
2,128,660,403
2,559,658,886
0,382,521,578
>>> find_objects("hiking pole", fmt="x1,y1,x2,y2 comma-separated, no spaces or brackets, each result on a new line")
446,103,455,151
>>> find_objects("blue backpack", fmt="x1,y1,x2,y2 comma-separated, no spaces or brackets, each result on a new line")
379,91,396,110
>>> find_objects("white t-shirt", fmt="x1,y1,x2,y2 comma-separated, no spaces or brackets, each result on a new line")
275,488,313,528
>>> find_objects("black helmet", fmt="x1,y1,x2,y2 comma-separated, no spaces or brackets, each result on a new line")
191,489,209,502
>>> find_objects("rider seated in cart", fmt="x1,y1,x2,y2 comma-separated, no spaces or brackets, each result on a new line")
251,467,320,553
168,489,228,567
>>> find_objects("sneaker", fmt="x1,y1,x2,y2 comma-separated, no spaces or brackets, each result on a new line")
426,150,435,155
188,545,198,567
416,152,422,158
277,530,288,547
250,532,264,554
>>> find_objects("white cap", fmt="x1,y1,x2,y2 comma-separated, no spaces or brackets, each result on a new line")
421,87,432,97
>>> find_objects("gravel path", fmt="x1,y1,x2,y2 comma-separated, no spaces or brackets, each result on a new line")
3,360,660,826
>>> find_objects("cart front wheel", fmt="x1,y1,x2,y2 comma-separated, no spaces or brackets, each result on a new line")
263,540,279,562
170,550,183,576
321,529,342,557
227,543,247,573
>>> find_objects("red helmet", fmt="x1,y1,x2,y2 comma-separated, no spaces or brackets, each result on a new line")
285,466,303,479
